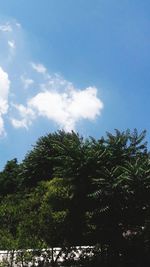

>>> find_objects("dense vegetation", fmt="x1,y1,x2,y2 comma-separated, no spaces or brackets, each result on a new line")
0,129,150,266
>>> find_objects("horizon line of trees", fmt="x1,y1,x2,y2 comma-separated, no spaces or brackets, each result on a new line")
0,129,150,266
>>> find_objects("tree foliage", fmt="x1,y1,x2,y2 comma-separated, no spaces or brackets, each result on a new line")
0,129,150,266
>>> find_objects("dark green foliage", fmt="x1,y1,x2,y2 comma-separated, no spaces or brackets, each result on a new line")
0,159,19,196
0,129,150,266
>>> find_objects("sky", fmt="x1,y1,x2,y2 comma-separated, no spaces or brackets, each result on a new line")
0,0,150,169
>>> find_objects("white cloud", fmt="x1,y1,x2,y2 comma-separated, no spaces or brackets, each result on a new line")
0,23,12,32
31,62,47,74
11,80,103,132
0,67,10,113
29,86,103,131
11,104,35,129
0,67,10,135
21,75,34,89
8,40,16,49
68,87,103,120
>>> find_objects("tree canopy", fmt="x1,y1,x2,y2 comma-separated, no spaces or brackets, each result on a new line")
0,129,150,266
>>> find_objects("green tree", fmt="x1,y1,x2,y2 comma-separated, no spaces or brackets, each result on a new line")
0,159,19,196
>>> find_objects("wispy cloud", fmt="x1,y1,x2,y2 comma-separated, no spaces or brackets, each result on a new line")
21,75,34,89
16,22,21,28
11,104,35,129
8,40,16,49
0,22,12,32
31,62,47,74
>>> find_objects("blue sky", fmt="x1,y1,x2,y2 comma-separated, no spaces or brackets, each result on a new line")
0,0,150,169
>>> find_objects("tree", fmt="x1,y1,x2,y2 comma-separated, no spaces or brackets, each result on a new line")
89,129,150,265
0,159,19,196
0,129,150,267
